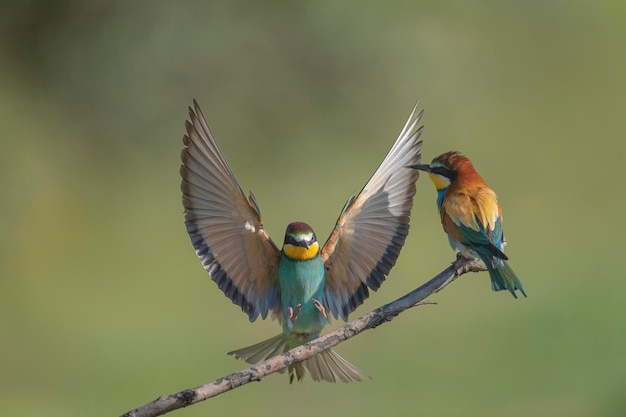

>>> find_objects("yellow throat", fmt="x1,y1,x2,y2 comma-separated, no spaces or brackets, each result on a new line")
428,172,451,191
283,241,320,261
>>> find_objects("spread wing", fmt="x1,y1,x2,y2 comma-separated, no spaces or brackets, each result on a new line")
321,103,424,320
180,100,281,322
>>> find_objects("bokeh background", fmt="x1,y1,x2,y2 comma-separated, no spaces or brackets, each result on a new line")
1,1,624,416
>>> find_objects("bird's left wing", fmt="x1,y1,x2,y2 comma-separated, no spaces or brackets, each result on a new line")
442,187,507,260
181,100,282,322
321,104,424,321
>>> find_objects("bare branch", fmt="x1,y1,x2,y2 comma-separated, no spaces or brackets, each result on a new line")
121,255,485,417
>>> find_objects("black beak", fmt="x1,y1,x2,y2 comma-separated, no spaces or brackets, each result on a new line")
407,163,431,172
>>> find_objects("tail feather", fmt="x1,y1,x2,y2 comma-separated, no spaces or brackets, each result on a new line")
307,349,370,383
485,258,526,298
227,334,369,383
227,334,286,364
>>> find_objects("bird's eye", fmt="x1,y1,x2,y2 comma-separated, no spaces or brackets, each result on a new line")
431,166,456,180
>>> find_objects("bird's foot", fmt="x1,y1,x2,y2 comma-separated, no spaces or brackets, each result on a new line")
287,302,303,324
438,253,473,292
312,299,327,319
453,252,487,274
457,249,474,261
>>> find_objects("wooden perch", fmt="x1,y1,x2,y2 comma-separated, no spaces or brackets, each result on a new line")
121,255,486,417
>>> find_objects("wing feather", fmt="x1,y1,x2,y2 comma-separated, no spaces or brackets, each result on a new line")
442,189,507,260
321,103,424,320
180,100,281,321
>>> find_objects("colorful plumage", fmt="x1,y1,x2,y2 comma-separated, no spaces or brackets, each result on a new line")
409,152,526,298
180,100,424,382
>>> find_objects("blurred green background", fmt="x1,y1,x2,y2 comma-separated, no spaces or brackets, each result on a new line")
1,1,624,416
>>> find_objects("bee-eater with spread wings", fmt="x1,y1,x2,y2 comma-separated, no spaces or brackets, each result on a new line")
409,152,526,298
181,101,423,383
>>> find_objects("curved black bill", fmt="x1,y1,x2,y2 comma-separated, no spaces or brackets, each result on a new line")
407,163,431,172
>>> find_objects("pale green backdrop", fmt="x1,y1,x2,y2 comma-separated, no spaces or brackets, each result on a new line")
1,1,624,416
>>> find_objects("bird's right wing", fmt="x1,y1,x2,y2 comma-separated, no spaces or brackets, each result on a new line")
320,103,424,321
181,100,282,322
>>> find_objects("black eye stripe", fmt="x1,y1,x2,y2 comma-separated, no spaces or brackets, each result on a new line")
283,233,317,246
431,166,456,180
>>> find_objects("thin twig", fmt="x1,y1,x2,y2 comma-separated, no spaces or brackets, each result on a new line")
121,255,485,417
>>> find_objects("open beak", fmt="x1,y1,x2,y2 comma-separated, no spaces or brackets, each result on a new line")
407,163,431,173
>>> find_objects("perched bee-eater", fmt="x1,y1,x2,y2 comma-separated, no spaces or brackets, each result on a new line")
181,100,424,382
409,152,526,298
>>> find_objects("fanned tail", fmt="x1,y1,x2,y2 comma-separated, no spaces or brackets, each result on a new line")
306,348,370,383
227,334,369,383
484,258,526,298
